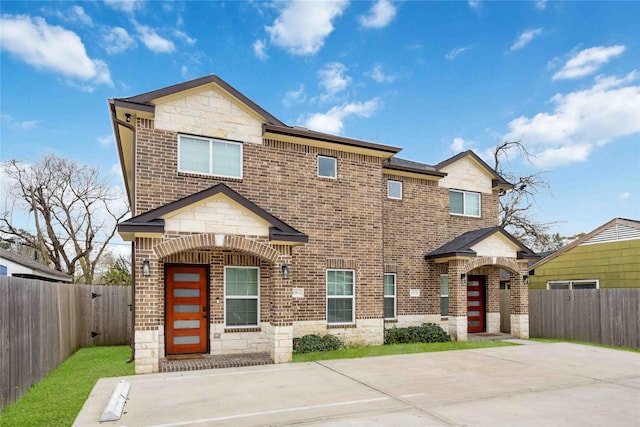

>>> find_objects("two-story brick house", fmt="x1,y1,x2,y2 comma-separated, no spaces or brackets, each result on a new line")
109,75,536,373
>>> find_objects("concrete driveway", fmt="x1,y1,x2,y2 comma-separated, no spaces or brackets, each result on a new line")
74,341,640,426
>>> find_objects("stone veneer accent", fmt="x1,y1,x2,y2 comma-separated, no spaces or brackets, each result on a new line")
487,312,500,333
511,314,529,339
135,330,160,374
448,316,467,342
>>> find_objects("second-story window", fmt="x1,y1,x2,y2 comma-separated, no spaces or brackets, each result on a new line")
450,189,480,217
387,180,402,200
178,135,242,179
318,155,337,179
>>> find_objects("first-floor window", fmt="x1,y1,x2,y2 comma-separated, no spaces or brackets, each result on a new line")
225,267,259,327
440,274,449,317
384,273,396,319
547,280,599,290
327,269,355,324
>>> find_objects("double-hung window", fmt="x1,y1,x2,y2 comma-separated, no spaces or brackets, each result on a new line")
327,269,354,324
440,274,449,317
318,156,337,179
450,190,480,217
225,267,259,327
384,273,396,319
179,135,242,179
387,180,402,200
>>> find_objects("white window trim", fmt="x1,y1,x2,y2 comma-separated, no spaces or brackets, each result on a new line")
387,180,402,200
318,155,337,179
547,279,600,290
440,274,449,319
450,189,481,217
178,134,243,179
224,266,260,328
326,269,355,325
384,273,397,320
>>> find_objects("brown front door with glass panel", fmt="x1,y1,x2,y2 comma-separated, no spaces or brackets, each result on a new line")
467,275,485,333
166,265,208,355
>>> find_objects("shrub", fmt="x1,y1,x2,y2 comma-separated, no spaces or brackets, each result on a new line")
293,334,344,353
384,323,451,345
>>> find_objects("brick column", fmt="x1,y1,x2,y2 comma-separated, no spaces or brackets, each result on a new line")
269,260,293,363
133,237,163,374
510,261,529,339
486,269,501,333
447,259,468,341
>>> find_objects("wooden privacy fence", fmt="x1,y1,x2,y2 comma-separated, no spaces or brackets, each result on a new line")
0,277,131,412
529,288,639,349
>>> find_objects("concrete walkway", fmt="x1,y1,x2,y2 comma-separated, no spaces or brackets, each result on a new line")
74,341,640,427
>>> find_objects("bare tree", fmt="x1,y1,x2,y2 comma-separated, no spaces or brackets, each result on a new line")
492,140,563,252
1,155,129,283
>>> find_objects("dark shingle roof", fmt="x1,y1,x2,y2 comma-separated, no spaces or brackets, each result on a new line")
425,227,538,260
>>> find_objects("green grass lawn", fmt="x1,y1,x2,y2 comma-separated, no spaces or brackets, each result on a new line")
293,340,517,362
0,346,134,427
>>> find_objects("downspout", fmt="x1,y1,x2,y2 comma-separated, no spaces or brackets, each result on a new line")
109,104,137,363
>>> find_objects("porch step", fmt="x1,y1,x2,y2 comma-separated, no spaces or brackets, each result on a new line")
159,352,273,373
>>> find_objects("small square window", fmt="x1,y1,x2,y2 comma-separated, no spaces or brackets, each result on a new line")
387,180,402,200
318,156,337,179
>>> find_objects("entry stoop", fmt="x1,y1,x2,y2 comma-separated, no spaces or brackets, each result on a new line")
159,352,273,372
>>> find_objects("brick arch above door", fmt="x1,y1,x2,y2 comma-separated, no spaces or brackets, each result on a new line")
154,233,283,264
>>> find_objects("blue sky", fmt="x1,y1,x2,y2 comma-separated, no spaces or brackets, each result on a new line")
1,0,639,253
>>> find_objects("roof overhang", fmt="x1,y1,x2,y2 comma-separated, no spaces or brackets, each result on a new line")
263,124,401,159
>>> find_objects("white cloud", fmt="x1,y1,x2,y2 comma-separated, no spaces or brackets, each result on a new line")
1,114,39,130
135,23,175,53
552,45,626,80
468,0,481,11
103,0,143,15
103,27,135,54
98,134,114,147
265,0,348,56
510,28,543,51
450,137,473,153
317,62,351,100
535,0,547,10
70,6,93,26
367,64,396,83
283,84,306,107
173,29,196,45
253,39,268,60
0,15,112,86
303,98,381,134
618,192,631,200
359,0,397,29
446,45,472,60
506,71,640,168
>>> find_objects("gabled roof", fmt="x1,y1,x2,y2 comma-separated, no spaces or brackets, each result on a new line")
0,249,73,282
111,74,286,126
118,183,308,245
424,226,538,260
437,150,513,190
530,218,640,270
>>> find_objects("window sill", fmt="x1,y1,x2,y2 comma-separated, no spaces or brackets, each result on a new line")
224,327,261,333
384,319,398,323
178,171,243,182
450,213,481,218
327,323,356,329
